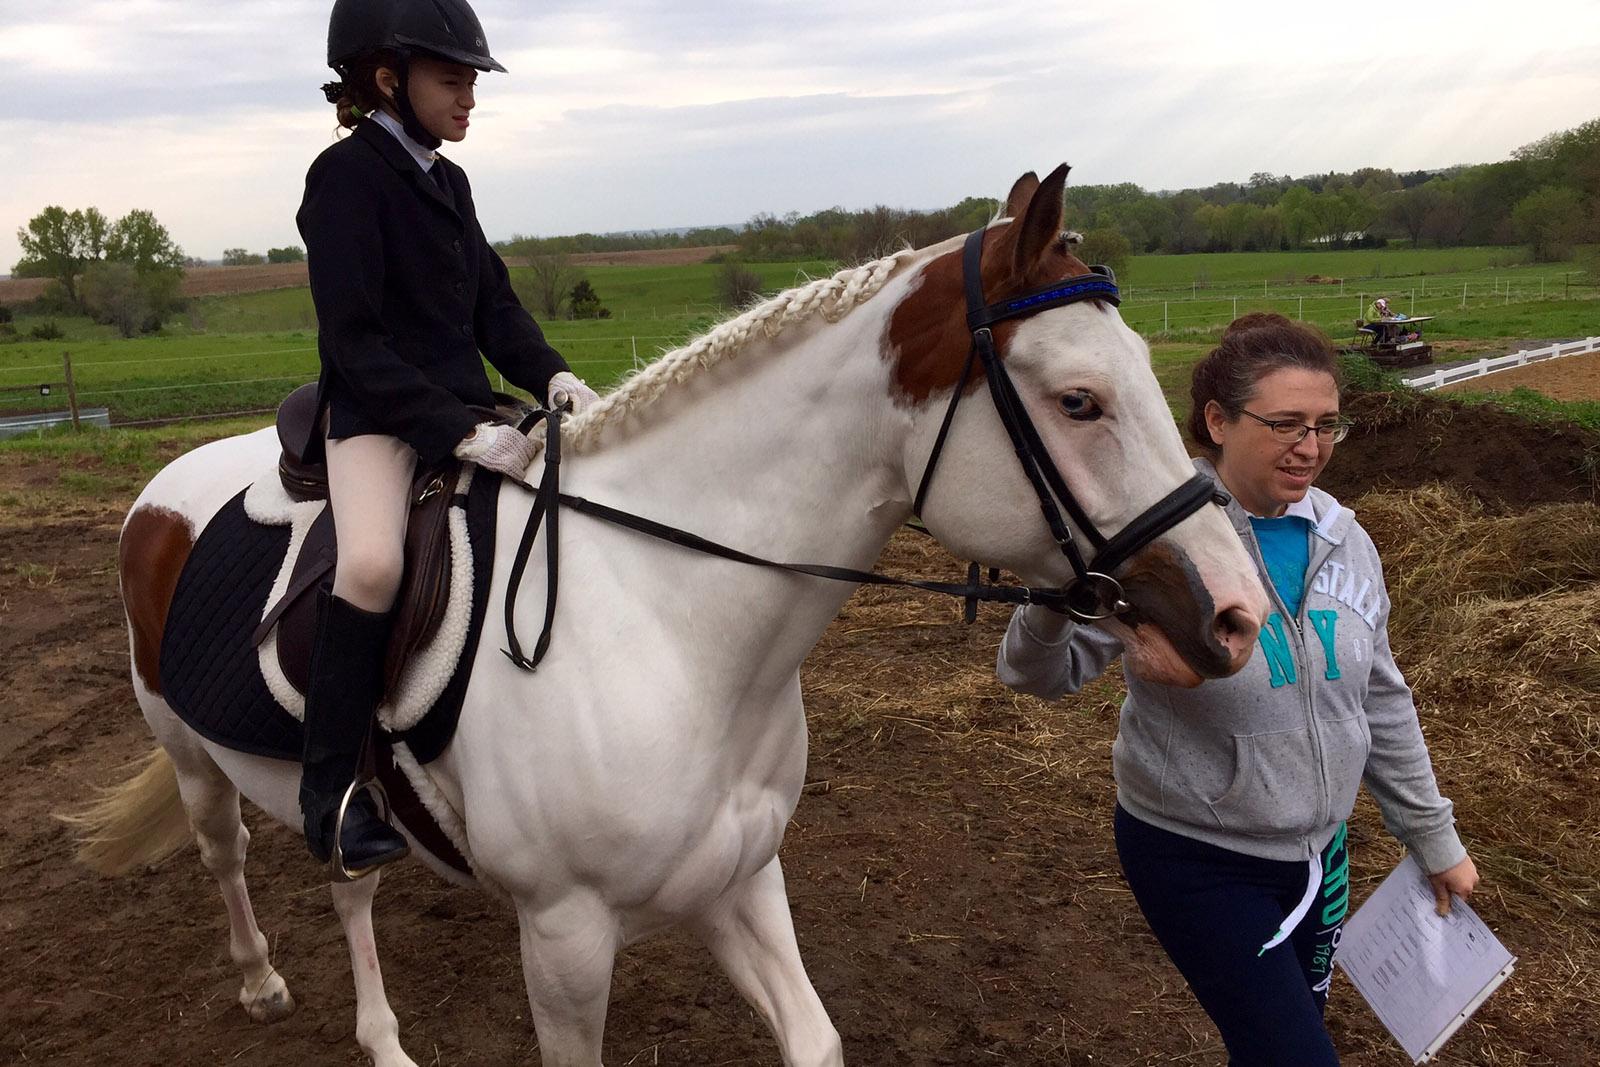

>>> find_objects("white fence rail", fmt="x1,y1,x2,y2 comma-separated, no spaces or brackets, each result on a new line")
1406,336,1600,391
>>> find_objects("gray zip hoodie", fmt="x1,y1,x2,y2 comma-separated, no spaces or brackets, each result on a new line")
996,458,1466,873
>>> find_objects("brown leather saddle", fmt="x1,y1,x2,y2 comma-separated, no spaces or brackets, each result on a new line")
252,383,532,699
249,384,461,699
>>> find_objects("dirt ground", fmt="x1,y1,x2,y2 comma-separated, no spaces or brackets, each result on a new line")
0,264,310,305
562,247,738,268
3,387,1598,1065
1440,350,1600,402
0,249,739,307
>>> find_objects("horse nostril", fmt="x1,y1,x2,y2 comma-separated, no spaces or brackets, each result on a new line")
1213,606,1260,660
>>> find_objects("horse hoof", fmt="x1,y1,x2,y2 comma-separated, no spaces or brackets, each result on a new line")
241,971,296,1023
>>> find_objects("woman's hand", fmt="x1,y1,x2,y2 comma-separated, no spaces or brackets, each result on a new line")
548,371,599,414
454,422,538,478
1428,854,1480,916
1021,602,1075,642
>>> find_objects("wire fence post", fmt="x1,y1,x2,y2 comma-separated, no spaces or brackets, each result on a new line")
63,351,81,432
1231,295,1237,320
631,336,640,371
1461,282,1468,308
1298,295,1304,320
1410,290,1415,316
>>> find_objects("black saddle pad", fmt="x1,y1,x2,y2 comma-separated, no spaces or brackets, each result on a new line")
158,474,501,765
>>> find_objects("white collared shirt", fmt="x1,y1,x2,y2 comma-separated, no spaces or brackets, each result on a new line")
369,109,439,174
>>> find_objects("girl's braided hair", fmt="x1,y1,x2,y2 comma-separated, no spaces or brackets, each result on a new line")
322,50,400,130
1186,312,1342,454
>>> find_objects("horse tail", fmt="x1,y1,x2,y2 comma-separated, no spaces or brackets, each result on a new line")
59,747,191,876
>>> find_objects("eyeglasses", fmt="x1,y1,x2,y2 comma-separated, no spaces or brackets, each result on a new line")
1239,409,1353,444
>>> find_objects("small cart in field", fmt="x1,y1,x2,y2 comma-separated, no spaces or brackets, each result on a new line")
1345,315,1434,367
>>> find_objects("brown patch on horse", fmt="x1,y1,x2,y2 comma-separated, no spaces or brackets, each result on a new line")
119,505,194,695
1118,541,1235,680
885,164,1096,404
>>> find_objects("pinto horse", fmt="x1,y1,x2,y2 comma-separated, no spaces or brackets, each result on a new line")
78,168,1267,1066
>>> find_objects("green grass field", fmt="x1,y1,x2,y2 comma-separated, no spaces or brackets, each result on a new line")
1,246,1592,429
1117,245,1588,290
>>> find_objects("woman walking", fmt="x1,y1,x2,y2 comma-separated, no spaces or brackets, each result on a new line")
997,313,1478,1065
295,0,597,880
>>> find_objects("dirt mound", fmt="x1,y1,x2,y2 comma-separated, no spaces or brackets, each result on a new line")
1322,386,1599,507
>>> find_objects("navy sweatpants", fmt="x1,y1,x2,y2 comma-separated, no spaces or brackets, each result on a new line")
1114,805,1351,1067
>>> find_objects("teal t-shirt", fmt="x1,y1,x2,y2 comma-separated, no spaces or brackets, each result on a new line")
1249,515,1313,617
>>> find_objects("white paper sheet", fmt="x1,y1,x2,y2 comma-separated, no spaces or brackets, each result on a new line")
1335,855,1515,1063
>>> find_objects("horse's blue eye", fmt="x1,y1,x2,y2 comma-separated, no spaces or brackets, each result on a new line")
1059,390,1102,421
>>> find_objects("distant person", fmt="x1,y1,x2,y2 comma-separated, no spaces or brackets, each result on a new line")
293,0,599,879
1363,297,1419,343
996,313,1478,1065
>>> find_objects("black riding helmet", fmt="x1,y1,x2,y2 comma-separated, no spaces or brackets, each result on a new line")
324,0,506,149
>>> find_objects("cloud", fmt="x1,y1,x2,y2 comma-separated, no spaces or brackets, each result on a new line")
3,0,1598,270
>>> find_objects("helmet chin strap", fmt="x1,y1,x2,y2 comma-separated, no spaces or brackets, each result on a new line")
391,52,442,151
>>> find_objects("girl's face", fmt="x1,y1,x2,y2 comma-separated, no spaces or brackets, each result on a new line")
378,56,478,142
1205,366,1341,518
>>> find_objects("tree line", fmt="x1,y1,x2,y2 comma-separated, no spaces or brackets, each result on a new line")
499,114,1598,272
1058,113,1596,262
11,207,186,336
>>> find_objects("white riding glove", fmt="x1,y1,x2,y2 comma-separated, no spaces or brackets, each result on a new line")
547,371,599,414
454,422,538,478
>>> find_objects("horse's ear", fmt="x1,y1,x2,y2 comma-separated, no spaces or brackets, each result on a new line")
1003,172,1039,219
1011,163,1069,276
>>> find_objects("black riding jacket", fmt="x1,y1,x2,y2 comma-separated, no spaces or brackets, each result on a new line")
296,118,569,466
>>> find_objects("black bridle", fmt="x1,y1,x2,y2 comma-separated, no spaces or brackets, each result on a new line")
500,226,1227,671
910,227,1226,621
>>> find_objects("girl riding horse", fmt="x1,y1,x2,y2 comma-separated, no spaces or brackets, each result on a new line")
298,0,598,879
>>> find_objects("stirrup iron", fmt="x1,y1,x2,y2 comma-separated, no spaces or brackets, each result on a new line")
329,776,395,884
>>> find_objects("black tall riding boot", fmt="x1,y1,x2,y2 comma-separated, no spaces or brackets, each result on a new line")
299,587,410,879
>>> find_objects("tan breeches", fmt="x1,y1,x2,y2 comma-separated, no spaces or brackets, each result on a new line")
324,432,418,613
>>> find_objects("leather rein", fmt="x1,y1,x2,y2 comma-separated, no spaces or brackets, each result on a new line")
501,226,1226,672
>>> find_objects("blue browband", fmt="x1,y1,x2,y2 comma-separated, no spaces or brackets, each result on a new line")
967,272,1121,330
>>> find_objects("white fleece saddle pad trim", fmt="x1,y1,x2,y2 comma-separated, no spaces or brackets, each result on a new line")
242,464,477,734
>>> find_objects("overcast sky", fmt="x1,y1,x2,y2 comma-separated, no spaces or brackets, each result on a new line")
3,0,1598,271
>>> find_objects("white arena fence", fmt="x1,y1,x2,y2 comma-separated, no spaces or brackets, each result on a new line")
1406,336,1600,391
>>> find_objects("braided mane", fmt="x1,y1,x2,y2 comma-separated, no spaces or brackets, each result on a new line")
562,248,923,453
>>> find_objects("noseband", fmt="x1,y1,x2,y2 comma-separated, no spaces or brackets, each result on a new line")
911,227,1227,621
